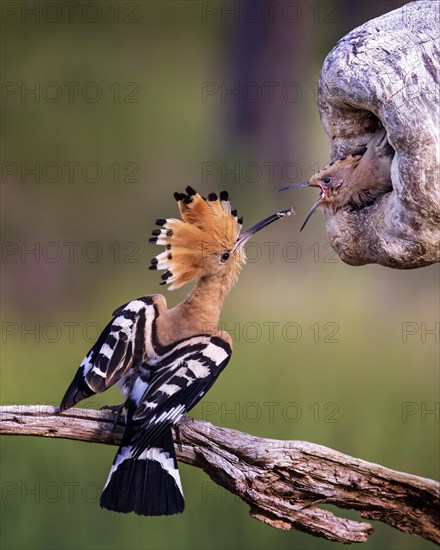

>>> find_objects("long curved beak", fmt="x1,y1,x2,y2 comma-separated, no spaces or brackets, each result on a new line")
234,207,294,251
278,181,309,192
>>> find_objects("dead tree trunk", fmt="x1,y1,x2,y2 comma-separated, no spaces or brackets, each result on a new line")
1,405,439,545
318,0,439,268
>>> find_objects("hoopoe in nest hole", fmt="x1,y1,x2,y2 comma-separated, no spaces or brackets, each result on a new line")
60,187,293,516
280,128,394,230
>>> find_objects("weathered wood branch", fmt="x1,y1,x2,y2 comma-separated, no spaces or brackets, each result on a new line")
318,0,440,268
1,405,439,545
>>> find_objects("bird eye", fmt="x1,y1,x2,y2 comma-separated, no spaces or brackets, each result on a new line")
323,177,332,184
221,252,230,262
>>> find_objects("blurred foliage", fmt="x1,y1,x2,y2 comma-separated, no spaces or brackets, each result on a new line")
1,1,438,550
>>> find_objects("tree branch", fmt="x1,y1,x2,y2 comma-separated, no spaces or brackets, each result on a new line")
1,405,438,544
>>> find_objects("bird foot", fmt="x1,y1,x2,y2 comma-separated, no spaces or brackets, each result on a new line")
100,403,125,429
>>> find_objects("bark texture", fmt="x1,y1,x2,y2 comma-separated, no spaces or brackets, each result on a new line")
1,405,439,545
318,0,439,268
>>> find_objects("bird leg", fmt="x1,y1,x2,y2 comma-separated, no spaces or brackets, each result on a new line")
100,403,126,429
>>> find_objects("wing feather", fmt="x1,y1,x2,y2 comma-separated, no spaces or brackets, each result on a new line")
128,337,232,457
60,297,153,411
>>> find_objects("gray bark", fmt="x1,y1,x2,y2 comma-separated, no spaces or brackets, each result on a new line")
318,0,439,268
1,405,439,545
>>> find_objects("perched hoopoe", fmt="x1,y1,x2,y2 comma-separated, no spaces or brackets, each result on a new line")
280,128,394,230
60,186,292,516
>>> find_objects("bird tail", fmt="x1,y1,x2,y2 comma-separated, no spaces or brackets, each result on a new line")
100,429,184,516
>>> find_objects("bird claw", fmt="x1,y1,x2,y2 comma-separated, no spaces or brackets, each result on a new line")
100,403,125,430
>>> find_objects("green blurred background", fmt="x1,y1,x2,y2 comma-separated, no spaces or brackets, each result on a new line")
1,1,439,549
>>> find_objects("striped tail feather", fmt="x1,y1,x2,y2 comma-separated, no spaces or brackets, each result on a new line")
100,430,184,516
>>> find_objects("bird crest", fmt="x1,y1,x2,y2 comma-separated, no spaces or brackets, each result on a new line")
310,148,368,181
149,186,293,290
148,186,244,290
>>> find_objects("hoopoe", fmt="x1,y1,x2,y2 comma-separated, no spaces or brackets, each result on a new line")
60,186,292,516
280,128,394,230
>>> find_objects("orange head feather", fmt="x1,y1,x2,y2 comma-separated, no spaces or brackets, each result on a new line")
149,186,293,290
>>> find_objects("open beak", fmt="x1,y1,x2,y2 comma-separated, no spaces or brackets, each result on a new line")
234,207,294,251
279,180,328,231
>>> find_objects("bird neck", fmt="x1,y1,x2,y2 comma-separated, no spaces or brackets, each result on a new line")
177,274,232,332
155,273,232,345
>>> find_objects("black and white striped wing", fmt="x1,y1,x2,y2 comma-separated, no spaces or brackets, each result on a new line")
60,297,154,411
128,336,232,457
